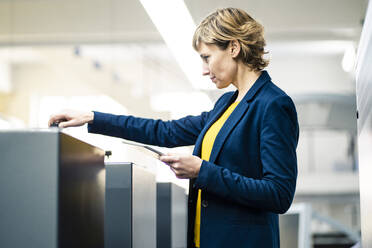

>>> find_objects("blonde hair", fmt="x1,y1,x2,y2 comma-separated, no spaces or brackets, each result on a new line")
192,8,269,71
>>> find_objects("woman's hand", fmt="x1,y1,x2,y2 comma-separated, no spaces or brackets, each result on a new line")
48,110,94,128
160,153,203,179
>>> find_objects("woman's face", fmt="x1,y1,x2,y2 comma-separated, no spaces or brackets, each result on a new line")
198,42,238,89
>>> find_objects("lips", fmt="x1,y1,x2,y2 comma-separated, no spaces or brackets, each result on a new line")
210,76,216,83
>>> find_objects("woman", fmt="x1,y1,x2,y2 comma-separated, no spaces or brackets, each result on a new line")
49,8,299,248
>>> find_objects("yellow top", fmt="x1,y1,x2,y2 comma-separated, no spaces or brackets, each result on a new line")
194,101,240,247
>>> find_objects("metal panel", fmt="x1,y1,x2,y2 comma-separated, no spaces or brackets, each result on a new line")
0,130,105,248
157,183,172,248
58,132,105,248
157,183,187,248
132,165,156,248
280,214,299,248
356,1,372,247
170,184,187,248
0,130,59,248
105,162,156,248
279,203,312,248
105,162,132,248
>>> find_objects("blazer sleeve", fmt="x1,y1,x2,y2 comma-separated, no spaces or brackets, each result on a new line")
87,92,232,147
193,95,299,214
87,111,210,147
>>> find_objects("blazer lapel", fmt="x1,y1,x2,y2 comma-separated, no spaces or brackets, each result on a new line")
207,101,249,163
193,91,238,156
193,70,272,162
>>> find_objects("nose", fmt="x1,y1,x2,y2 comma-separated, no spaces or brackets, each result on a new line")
202,63,210,76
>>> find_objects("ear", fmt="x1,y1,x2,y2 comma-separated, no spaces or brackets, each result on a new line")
230,40,241,58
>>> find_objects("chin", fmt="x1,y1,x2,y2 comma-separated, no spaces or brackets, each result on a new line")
215,82,229,89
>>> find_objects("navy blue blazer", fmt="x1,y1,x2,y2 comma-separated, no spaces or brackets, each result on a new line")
88,71,299,248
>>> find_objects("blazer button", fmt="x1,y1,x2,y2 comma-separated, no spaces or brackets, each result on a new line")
201,200,208,208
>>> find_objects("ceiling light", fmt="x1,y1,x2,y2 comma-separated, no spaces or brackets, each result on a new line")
0,63,11,93
342,44,356,72
139,0,214,90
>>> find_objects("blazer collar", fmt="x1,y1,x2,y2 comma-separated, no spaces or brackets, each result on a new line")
192,70,271,160
242,70,271,103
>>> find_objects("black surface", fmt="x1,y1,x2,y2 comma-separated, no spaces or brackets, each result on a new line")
105,163,132,248
157,183,172,248
58,133,105,248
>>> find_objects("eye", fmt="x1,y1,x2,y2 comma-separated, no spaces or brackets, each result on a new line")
202,55,209,63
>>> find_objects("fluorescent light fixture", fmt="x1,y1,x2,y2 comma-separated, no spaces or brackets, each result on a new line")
150,91,213,118
0,118,11,129
342,44,356,72
0,47,43,63
139,0,214,90
0,63,11,93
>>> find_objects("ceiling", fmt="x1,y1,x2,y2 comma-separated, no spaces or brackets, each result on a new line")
0,0,369,120
0,0,367,44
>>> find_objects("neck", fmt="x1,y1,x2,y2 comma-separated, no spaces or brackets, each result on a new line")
232,64,261,102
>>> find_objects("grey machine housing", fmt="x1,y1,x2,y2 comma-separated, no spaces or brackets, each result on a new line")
0,129,105,248
105,162,156,248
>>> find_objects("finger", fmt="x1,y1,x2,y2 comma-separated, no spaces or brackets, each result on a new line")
169,166,177,175
169,164,181,174
170,162,179,169
48,116,57,127
48,114,67,127
159,155,180,163
172,168,183,178
170,164,188,178
59,119,78,128
164,152,181,158
162,161,172,167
